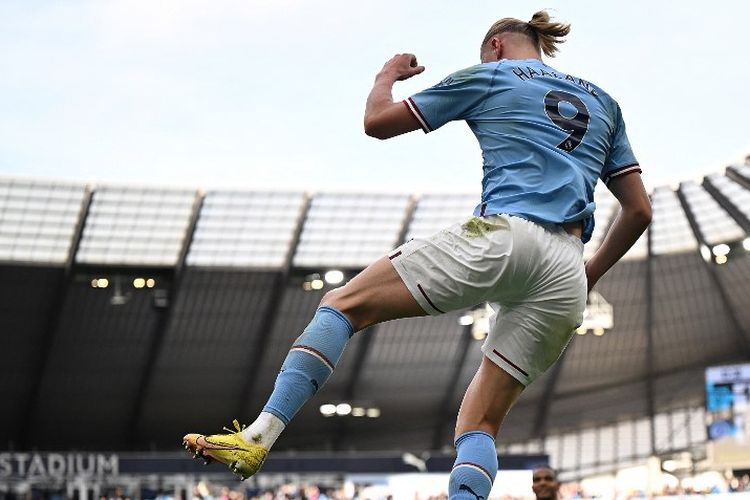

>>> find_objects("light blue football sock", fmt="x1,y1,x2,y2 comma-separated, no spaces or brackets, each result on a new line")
263,305,354,425
448,431,498,500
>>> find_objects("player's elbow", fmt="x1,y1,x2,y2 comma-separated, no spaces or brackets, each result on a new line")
364,125,386,140
363,117,390,140
627,200,652,228
638,200,653,226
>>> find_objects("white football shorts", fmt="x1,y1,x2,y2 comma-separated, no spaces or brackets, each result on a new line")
388,214,587,386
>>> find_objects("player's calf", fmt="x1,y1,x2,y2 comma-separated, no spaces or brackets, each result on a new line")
449,431,498,500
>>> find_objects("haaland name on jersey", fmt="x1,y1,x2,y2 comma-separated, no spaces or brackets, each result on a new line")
511,65,598,96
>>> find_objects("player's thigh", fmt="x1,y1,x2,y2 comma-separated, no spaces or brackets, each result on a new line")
388,216,517,316
455,356,525,439
481,298,584,388
320,255,427,332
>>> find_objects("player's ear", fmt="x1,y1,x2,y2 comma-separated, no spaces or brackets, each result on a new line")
491,36,503,60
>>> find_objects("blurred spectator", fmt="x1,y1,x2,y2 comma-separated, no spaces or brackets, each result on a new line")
532,466,560,500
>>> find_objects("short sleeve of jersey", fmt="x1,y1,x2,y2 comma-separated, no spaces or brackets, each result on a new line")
601,103,640,184
404,64,491,133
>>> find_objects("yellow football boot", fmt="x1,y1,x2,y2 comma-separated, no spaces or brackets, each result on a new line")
183,419,268,480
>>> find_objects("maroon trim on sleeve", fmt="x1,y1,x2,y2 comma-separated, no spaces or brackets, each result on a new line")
403,98,432,133
603,163,642,185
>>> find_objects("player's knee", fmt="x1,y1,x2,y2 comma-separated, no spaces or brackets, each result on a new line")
320,287,371,332
320,287,348,311
454,419,501,441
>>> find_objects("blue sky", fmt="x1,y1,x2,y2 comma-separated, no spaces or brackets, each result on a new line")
1,0,748,194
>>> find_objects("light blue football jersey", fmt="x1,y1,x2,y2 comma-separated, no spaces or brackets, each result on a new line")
405,59,640,243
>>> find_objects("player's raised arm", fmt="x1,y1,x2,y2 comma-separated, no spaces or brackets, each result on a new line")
586,171,652,291
364,53,425,139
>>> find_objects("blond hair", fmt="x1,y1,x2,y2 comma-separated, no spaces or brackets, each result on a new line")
482,10,570,57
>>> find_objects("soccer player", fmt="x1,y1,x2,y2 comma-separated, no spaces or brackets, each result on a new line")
183,10,651,499
532,466,561,500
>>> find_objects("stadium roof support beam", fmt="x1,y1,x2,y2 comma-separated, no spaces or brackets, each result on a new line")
394,196,419,250
237,195,313,418
331,324,379,451
676,186,750,358
339,196,418,403
645,220,656,456
19,186,94,448
726,165,750,191
333,196,418,450
431,323,475,450
702,176,750,233
340,327,378,404
127,191,204,446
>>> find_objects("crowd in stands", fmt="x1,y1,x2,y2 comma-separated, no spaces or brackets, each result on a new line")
184,474,750,500
3,474,748,500
730,474,750,492
191,482,350,500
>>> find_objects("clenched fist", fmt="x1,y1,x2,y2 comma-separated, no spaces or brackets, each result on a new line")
377,53,425,82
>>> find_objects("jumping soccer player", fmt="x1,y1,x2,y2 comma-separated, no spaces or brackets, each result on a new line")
184,11,651,498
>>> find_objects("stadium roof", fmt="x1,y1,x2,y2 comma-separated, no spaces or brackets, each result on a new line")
2,164,750,452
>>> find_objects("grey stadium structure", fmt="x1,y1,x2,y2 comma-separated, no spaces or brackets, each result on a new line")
2,163,750,481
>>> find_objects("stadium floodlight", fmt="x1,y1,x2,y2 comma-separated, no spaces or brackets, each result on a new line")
716,255,728,265
700,245,712,262
324,270,344,285
351,407,366,417
366,408,380,418
743,238,750,251
96,278,109,288
146,278,156,288
593,327,605,336
579,291,614,333
712,243,730,257
458,314,474,326
467,303,493,339
320,404,337,416
472,320,489,340
133,278,146,289
303,273,325,291
576,326,587,335
335,403,352,416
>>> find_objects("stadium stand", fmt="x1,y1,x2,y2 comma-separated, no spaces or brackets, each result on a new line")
1,162,750,495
